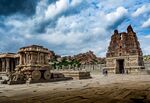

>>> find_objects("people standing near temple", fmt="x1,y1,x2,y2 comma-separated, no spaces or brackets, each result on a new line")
102,69,108,76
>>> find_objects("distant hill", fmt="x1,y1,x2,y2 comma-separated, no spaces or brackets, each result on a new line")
48,50,106,69
49,50,105,64
72,51,105,64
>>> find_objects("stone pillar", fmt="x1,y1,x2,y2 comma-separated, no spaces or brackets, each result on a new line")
6,58,10,73
33,53,36,64
45,54,47,64
0,59,2,72
35,53,38,64
42,54,44,64
29,52,31,64
20,54,23,65
26,53,28,64
41,54,43,64
2,59,6,72
27,52,30,64
24,53,26,65
25,52,27,64
17,58,19,65
39,53,41,64
30,52,33,64
37,52,39,64
41,53,44,64
22,54,24,65
44,54,48,64
43,53,45,64
11,60,14,72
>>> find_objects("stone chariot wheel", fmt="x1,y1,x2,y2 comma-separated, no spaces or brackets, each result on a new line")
44,70,51,80
31,70,41,81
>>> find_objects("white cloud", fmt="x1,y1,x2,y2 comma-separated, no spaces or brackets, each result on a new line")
7,19,23,28
106,7,128,25
142,18,150,28
139,35,150,55
41,0,85,21
1,0,149,56
132,4,150,17
34,6,128,56
70,0,83,7
143,35,150,39
45,0,69,19
99,0,126,10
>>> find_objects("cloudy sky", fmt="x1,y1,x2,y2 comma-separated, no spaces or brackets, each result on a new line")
0,0,150,57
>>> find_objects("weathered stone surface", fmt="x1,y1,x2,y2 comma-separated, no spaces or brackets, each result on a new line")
0,53,19,74
73,51,105,64
55,71,91,80
105,25,144,74
0,45,93,84
16,45,51,82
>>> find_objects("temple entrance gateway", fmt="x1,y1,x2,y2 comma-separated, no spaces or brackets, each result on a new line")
105,25,145,74
116,59,124,74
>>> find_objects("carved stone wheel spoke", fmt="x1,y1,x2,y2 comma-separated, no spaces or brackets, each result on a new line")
44,70,51,80
32,70,41,81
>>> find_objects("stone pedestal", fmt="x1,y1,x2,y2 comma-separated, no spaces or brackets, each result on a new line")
57,71,91,80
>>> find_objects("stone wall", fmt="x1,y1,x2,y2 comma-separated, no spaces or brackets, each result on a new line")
52,64,106,74
52,62,150,75
144,62,150,70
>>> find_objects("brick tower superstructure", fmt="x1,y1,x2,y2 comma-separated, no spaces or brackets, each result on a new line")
106,25,144,74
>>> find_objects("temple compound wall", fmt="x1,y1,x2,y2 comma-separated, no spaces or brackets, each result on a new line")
105,25,145,74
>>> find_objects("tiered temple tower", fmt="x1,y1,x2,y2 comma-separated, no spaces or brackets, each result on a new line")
106,25,144,74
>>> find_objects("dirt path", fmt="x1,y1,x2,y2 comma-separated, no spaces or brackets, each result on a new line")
0,74,150,103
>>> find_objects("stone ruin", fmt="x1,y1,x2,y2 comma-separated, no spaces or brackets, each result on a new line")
16,45,51,82
0,53,19,76
0,45,91,84
105,25,145,74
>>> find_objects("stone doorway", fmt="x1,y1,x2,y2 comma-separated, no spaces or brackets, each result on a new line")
116,59,124,74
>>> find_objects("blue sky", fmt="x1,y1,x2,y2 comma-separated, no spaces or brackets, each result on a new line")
0,0,150,56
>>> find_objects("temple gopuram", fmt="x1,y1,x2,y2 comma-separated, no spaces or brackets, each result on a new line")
105,25,145,74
